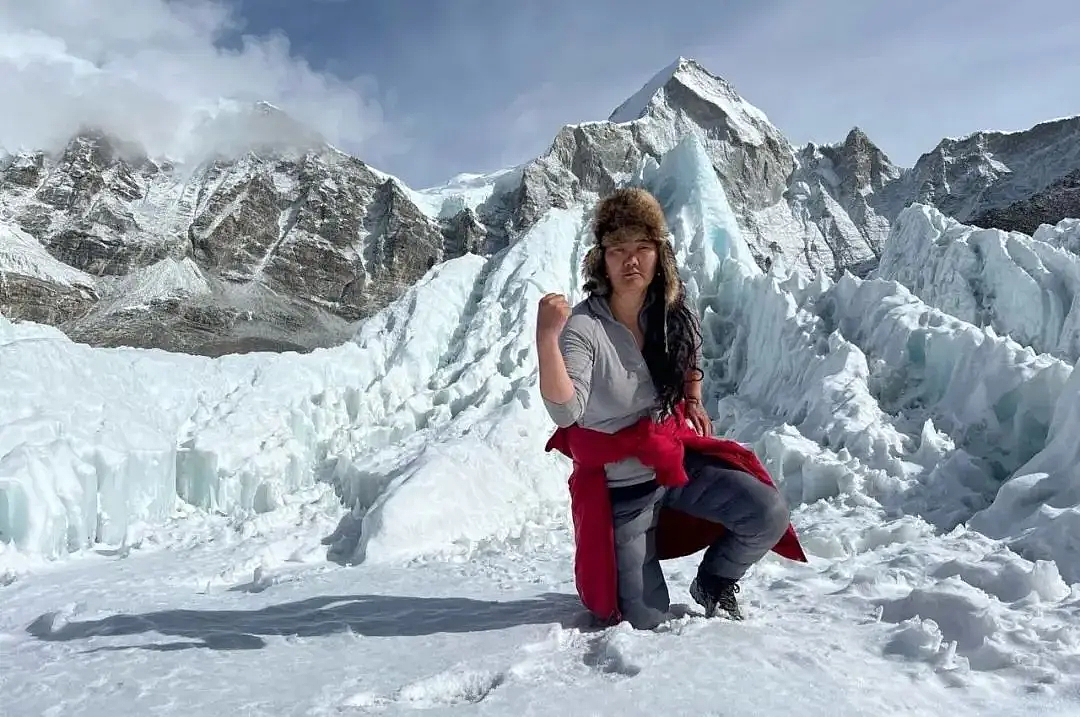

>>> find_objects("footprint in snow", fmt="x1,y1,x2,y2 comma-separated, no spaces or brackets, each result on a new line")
342,668,507,711
582,629,642,678
577,603,739,677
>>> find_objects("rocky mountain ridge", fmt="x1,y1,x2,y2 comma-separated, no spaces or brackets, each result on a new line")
1,57,1078,355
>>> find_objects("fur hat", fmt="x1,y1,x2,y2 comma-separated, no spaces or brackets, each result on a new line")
582,187,682,307
591,187,669,245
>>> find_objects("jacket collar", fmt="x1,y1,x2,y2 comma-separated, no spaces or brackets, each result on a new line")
586,292,655,327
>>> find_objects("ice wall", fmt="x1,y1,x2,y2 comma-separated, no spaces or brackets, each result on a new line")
3,133,1080,588
969,354,1080,582
875,205,1080,363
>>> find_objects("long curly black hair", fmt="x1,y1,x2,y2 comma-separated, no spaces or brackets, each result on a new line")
582,188,704,420
639,266,704,420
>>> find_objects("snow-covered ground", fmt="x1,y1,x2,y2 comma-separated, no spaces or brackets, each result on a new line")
3,134,1080,716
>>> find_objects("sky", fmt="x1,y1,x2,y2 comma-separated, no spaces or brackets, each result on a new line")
1,0,1078,188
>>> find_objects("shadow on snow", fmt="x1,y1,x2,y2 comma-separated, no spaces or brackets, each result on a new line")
26,592,588,652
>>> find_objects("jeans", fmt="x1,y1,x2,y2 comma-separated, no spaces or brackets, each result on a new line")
608,450,790,629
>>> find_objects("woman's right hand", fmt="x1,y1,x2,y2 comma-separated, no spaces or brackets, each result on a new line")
536,293,570,341
536,292,578,409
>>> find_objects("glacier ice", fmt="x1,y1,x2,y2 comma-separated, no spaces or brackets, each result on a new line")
968,352,1080,582
1,135,1079,604
875,205,1080,362
640,133,760,288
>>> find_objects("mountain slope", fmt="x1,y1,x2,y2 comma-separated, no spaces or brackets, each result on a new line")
1,58,1079,354
0,132,482,354
901,116,1080,234
0,222,97,323
3,133,1080,715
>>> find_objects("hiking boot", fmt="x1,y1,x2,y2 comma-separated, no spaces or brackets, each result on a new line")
690,574,743,620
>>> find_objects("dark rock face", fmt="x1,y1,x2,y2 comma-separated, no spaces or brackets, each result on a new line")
63,285,333,356
0,152,45,189
900,116,1080,231
441,208,487,259
547,123,643,198
357,179,445,315
1,63,1078,355
969,169,1080,236
0,273,96,325
1,132,472,355
45,229,182,277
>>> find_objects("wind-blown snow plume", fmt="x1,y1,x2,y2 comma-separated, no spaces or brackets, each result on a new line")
0,0,392,161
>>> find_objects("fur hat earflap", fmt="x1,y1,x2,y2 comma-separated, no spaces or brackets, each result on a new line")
582,187,682,308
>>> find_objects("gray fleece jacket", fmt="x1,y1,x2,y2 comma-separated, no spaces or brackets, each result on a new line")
542,294,701,487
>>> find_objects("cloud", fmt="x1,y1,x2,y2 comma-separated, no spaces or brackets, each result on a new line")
0,0,395,162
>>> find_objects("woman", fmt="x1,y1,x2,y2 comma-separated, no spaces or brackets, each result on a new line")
537,187,807,629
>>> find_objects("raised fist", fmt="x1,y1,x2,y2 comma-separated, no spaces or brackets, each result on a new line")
536,293,570,339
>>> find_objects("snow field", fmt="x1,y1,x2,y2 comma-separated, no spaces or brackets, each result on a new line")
2,132,1080,714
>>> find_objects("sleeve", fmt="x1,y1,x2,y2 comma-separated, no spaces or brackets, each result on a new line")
542,319,595,428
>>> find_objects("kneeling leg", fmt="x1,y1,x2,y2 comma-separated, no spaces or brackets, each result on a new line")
609,481,669,629
665,452,791,582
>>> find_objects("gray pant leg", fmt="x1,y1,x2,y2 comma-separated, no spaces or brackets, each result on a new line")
609,481,669,629
663,451,790,581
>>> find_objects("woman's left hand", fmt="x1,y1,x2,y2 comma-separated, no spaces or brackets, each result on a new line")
685,400,712,436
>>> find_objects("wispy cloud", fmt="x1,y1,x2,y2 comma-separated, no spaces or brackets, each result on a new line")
3,0,1077,186
0,0,396,161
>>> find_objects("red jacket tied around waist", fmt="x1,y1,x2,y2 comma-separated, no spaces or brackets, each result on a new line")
545,404,808,623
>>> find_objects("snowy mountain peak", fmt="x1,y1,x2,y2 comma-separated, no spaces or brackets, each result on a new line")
172,99,329,164
608,56,779,148
607,56,686,122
